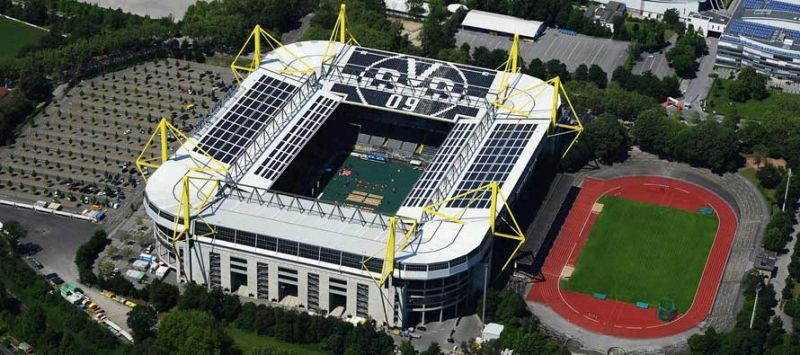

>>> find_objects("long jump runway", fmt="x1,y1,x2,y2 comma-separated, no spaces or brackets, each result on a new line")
527,176,737,338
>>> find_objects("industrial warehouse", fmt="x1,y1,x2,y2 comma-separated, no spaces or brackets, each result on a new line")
139,6,582,328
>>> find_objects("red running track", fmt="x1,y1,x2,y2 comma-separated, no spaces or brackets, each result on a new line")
527,176,737,338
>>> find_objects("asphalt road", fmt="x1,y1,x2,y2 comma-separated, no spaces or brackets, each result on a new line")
0,204,134,331
682,37,719,109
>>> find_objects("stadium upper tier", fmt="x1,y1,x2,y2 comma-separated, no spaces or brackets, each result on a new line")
143,40,562,277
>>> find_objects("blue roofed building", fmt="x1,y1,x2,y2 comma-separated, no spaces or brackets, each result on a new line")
717,0,800,81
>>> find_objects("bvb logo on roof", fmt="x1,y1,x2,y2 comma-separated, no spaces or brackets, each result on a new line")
355,53,469,116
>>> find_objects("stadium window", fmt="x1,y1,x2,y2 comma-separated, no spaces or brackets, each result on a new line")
299,243,320,260
216,226,236,243
320,247,341,265
341,252,362,269
236,231,256,247
257,235,277,251
277,239,299,256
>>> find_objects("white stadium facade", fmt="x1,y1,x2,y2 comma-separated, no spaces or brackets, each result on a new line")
140,10,581,327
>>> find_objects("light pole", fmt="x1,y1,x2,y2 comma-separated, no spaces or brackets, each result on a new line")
750,283,763,329
783,168,793,212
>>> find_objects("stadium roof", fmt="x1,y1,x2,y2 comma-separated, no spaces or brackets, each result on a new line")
144,40,559,275
460,10,544,38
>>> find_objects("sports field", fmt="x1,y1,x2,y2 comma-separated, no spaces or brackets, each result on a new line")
0,16,48,59
561,196,718,312
320,155,421,214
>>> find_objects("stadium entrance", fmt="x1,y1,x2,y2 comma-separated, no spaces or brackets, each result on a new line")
271,104,452,214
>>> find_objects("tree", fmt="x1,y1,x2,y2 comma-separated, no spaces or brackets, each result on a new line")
156,309,229,355
587,65,607,88
574,64,588,82
18,70,53,102
128,305,158,342
688,327,721,354
399,341,415,355
584,114,630,164
144,279,180,312
756,165,783,189
98,260,115,277
2,220,27,243
421,342,442,355
525,58,546,79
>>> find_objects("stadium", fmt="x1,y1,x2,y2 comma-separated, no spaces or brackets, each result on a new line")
138,6,582,327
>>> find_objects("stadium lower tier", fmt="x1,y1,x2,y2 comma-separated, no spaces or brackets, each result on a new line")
148,211,489,327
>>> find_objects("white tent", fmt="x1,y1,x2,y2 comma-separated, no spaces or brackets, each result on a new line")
461,10,545,39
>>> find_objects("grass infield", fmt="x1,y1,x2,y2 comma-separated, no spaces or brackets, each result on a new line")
0,16,47,59
561,196,718,312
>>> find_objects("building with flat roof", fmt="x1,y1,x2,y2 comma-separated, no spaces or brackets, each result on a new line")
683,11,729,36
143,21,581,327
460,10,545,40
586,1,627,33
593,0,704,19
716,0,800,81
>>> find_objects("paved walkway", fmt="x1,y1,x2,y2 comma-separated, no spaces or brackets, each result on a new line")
773,212,800,332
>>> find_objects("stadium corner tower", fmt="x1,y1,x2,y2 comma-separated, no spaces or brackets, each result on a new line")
141,15,582,327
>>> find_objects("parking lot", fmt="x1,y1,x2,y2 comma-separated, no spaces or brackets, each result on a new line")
456,29,630,78
0,204,133,330
0,59,233,222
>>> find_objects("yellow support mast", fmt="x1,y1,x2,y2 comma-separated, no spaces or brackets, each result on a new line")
492,76,584,158
135,118,228,182
495,33,521,99
362,216,419,287
135,118,227,282
230,25,314,84
421,182,526,271
323,4,360,65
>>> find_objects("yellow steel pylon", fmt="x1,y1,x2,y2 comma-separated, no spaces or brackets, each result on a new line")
323,4,361,64
170,173,223,282
361,216,418,287
135,118,228,182
421,182,526,271
492,76,584,158
230,25,314,84
495,33,521,99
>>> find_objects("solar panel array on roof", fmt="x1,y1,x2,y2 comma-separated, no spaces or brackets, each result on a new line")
727,19,777,40
767,0,800,13
742,0,766,9
403,121,477,207
254,94,341,180
196,75,299,164
447,123,538,209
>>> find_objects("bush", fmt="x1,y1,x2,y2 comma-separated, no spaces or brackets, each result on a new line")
74,230,110,285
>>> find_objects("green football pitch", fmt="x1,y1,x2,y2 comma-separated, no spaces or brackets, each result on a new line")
560,196,719,312
319,155,421,214
0,16,47,59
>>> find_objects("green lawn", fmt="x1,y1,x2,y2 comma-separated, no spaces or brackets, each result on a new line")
226,326,327,355
0,16,48,59
320,155,421,214
561,196,719,312
706,78,800,121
